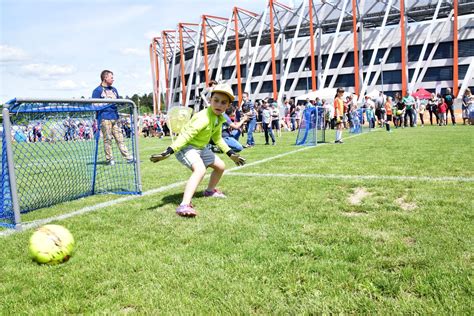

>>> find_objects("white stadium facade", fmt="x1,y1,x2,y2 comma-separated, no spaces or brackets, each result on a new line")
149,0,474,112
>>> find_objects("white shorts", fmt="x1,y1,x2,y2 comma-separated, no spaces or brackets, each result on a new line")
175,145,215,170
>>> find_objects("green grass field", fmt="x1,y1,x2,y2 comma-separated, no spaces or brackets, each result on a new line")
1,125,473,314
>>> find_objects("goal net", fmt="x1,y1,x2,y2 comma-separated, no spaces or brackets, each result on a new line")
295,106,325,146
1,98,142,229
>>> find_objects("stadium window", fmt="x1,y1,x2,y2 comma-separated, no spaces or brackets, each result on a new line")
252,61,267,77
459,39,474,58
275,60,281,74
421,66,453,82
433,42,453,59
386,47,401,63
343,52,354,67
174,93,180,103
240,64,247,77
362,49,385,65
190,90,195,100
334,74,355,87
184,74,189,85
321,55,330,68
459,65,469,79
374,70,402,84
289,57,303,73
222,66,235,80
260,80,280,93
285,79,294,91
231,83,245,96
408,44,434,61
362,50,373,66
250,82,259,93
295,78,308,91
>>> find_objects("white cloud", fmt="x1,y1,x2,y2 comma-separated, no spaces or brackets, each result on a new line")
55,80,79,90
120,48,148,57
0,45,29,62
20,63,75,79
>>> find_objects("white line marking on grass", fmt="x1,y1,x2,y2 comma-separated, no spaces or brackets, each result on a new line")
225,172,474,183
1,132,369,236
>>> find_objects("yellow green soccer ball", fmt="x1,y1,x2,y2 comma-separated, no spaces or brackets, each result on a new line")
29,225,74,264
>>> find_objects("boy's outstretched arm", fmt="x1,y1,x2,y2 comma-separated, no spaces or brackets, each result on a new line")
150,147,174,163
227,150,246,166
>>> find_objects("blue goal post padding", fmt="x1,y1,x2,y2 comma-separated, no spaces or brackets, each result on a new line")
1,98,142,229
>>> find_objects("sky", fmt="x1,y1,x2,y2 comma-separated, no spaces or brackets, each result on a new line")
0,0,268,102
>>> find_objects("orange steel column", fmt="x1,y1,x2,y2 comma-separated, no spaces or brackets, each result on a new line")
400,0,408,96
351,0,360,95
234,8,243,106
308,0,317,91
202,16,210,86
162,32,170,106
269,0,278,100
152,40,160,114
178,23,187,106
453,0,459,96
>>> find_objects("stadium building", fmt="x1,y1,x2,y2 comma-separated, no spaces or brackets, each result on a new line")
149,0,474,112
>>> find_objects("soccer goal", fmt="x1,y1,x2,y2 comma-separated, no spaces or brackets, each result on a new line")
295,106,325,146
1,98,142,230
349,108,371,134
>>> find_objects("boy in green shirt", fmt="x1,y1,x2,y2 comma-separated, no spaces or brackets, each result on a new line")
150,84,246,217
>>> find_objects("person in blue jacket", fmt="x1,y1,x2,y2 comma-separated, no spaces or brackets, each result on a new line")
92,70,133,166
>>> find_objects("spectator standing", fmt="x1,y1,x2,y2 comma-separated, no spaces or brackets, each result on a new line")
427,93,438,125
403,94,416,127
261,100,276,145
394,92,405,128
461,88,472,125
91,70,133,165
289,99,297,131
242,92,256,148
443,87,456,125
384,96,393,132
438,97,447,126
334,88,345,143
271,102,281,137
418,97,426,127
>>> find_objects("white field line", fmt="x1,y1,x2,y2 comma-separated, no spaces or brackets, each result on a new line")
225,172,474,183
1,131,368,237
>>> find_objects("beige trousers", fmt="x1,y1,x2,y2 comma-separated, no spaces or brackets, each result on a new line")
100,119,131,161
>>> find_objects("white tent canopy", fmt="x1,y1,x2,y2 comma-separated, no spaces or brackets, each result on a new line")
295,88,356,104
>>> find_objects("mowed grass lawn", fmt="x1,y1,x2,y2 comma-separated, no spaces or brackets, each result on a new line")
1,125,473,314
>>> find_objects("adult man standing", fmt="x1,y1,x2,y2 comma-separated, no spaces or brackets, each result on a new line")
92,70,133,166
443,87,456,125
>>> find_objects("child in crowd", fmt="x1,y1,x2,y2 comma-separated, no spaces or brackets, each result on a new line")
150,84,246,217
384,96,393,132
438,96,447,126
334,88,345,143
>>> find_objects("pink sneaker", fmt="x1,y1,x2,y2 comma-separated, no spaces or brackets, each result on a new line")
204,189,227,198
176,204,197,217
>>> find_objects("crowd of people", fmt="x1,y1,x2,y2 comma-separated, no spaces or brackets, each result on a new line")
143,85,473,152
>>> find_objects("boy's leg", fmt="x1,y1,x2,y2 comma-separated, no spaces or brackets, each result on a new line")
206,155,225,192
181,160,207,205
